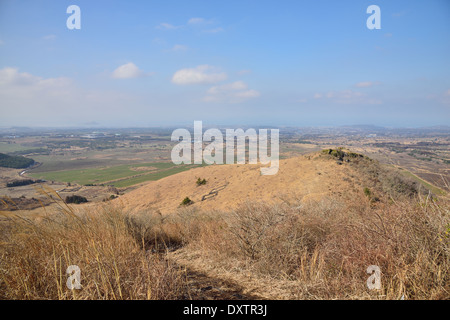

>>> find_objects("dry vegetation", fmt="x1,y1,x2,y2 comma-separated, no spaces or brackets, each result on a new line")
0,152,449,300
1,193,448,299
0,195,189,300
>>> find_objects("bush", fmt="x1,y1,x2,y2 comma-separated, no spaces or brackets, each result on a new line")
102,195,118,202
196,178,207,186
180,197,193,206
322,149,364,161
330,149,345,159
65,195,88,204
6,179,42,188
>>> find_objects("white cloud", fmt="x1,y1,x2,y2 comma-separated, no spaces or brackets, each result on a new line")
313,89,381,105
235,89,260,98
156,23,180,30
169,44,188,52
172,65,227,85
0,67,71,88
355,81,380,88
427,89,450,105
204,81,260,103
0,39,4,45
0,67,136,126
0,67,76,124
207,81,248,94
441,89,450,105
152,37,166,46
157,18,220,33
188,17,208,25
313,93,322,99
112,62,147,79
326,90,363,99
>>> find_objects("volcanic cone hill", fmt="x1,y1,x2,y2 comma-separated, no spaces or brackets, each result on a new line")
119,150,426,215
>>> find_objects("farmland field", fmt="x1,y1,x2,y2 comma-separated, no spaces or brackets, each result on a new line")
0,142,41,154
0,126,448,209
29,162,203,188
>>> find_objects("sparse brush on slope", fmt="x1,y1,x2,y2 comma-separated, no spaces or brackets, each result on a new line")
322,148,428,199
196,178,207,186
193,196,450,299
180,197,193,206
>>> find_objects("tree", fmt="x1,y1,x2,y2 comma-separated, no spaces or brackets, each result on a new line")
180,197,193,206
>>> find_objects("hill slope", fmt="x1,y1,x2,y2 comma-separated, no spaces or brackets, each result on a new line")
120,151,415,215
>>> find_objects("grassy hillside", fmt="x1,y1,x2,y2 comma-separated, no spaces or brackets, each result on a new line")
120,150,432,215
0,151,448,300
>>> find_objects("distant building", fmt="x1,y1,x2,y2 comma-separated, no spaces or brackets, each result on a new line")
81,132,106,139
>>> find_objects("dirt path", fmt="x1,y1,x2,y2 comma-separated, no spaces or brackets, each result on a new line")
182,266,264,300
168,248,300,300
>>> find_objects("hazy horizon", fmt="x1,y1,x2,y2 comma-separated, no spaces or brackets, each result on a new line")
1,0,449,128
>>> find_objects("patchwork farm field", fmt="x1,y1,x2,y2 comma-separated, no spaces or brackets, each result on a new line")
0,142,41,154
29,162,202,188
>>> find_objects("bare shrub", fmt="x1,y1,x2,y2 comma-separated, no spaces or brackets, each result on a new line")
213,195,450,299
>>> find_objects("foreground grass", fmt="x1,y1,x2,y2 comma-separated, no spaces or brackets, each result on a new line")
129,193,450,299
1,190,449,299
0,194,189,300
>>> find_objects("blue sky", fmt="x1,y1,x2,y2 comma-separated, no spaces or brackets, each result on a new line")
0,0,449,127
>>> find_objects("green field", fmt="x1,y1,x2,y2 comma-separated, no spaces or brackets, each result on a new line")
399,168,446,196
29,162,202,188
0,142,39,154
112,165,200,187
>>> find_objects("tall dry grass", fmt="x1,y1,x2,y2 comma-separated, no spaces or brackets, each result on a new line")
1,187,448,299
178,195,450,299
0,191,189,300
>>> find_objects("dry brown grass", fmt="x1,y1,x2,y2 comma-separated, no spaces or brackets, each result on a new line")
1,184,448,300
167,195,449,299
0,192,189,300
